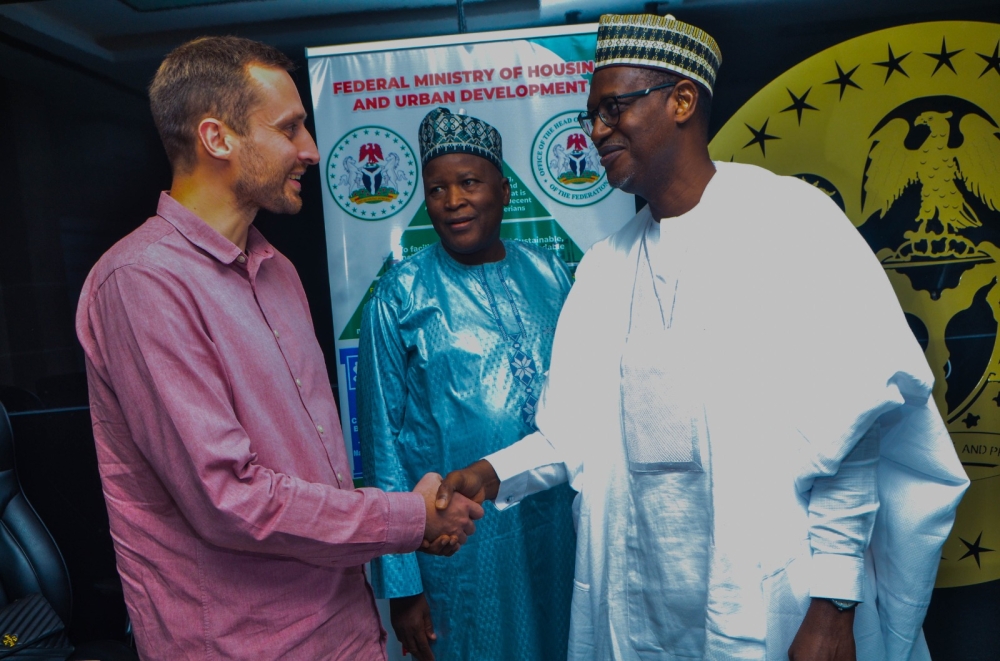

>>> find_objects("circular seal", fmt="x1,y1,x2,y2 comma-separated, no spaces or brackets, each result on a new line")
326,126,418,220
709,20,1000,589
531,111,613,207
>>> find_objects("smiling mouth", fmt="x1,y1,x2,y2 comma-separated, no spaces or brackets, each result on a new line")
598,145,624,167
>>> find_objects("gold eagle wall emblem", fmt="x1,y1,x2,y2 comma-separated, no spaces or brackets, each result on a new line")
710,21,1000,589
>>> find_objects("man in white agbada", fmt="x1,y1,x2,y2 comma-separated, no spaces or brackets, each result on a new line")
435,13,970,661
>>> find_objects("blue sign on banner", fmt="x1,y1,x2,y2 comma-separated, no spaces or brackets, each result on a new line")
338,346,363,479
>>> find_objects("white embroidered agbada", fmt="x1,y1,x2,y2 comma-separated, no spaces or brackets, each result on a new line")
487,162,969,661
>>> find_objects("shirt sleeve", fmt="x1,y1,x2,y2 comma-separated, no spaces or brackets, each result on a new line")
357,294,424,598
487,431,568,510
90,264,425,568
806,422,880,602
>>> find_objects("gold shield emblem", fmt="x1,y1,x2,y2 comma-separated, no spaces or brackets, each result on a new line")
710,21,1000,588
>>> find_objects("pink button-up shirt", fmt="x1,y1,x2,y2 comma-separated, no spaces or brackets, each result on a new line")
76,193,425,660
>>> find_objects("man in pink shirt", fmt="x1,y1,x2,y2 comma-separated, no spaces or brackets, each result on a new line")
75,36,482,660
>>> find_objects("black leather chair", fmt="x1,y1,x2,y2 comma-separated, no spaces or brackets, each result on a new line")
0,401,138,661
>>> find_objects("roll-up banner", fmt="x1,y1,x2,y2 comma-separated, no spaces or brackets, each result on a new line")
307,25,634,483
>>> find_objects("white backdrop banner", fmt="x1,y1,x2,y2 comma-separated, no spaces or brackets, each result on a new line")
307,25,634,483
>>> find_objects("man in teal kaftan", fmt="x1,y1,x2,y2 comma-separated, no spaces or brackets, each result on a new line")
358,107,576,661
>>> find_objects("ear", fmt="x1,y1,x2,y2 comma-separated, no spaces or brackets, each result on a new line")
196,117,236,161
673,80,700,126
500,176,511,207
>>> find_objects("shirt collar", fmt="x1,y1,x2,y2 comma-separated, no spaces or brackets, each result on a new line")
156,192,272,265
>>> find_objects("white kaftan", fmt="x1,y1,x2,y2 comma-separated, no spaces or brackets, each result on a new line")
487,162,969,661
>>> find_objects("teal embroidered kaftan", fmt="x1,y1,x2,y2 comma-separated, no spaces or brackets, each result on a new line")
358,240,577,661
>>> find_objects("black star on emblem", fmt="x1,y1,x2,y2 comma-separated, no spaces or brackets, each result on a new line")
824,62,862,100
993,391,1000,406
977,42,1000,78
743,119,779,156
780,87,819,125
363,129,370,134
962,413,980,428
958,532,995,568
873,44,911,82
925,37,963,75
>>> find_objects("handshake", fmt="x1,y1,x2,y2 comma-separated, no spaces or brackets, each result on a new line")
411,461,501,556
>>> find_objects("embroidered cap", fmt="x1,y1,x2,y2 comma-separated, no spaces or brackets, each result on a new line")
595,13,722,94
418,107,503,171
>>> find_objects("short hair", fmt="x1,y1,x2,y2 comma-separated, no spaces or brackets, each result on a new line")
637,67,712,133
149,36,294,171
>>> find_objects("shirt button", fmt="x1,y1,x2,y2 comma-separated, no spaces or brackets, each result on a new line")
273,329,280,339
236,254,247,264
295,378,303,387
337,472,343,482
316,425,324,433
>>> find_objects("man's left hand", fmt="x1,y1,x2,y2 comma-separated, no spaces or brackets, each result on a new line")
787,598,856,661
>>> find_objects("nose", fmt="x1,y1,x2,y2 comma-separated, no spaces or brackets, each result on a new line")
444,185,465,210
588,114,612,146
298,128,320,166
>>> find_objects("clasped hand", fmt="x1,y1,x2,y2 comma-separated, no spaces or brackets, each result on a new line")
412,472,484,556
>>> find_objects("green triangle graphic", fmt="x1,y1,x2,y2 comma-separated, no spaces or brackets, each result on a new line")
338,162,582,341
338,253,394,341
501,161,553,220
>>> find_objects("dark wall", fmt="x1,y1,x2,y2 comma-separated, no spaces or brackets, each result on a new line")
0,39,170,409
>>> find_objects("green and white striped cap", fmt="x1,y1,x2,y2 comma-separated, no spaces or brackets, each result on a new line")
418,107,503,172
595,14,722,94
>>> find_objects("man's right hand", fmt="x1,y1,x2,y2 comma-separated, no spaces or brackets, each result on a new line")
434,459,501,510
390,593,436,661
413,472,484,554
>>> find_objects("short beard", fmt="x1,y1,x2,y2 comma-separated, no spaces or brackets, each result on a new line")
606,167,637,194
234,138,301,215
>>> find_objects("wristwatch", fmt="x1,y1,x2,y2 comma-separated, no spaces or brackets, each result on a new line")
829,598,859,612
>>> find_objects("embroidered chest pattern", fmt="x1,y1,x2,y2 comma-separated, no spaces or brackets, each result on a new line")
472,264,540,427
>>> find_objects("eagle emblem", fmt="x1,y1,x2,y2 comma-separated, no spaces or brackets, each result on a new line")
327,126,418,220
707,21,1000,592
340,142,409,204
549,132,600,185
864,96,1000,269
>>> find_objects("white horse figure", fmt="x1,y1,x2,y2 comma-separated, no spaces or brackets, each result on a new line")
584,146,601,175
382,152,408,192
549,144,570,175
339,156,364,192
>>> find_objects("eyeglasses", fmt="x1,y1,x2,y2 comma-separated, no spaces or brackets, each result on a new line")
576,82,677,137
